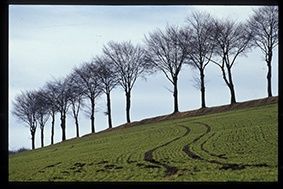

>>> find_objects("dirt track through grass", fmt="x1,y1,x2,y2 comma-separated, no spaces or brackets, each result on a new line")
183,122,272,170
200,133,228,159
144,125,191,176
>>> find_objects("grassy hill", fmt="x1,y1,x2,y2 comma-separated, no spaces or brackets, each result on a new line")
9,97,278,182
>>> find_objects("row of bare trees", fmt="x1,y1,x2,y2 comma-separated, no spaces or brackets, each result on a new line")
12,42,151,149
12,6,278,150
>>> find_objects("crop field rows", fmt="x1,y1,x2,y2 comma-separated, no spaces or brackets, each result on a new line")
9,104,278,181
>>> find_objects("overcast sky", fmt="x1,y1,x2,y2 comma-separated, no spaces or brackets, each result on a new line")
9,5,278,151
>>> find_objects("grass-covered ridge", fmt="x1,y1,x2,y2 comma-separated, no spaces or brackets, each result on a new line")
9,101,278,181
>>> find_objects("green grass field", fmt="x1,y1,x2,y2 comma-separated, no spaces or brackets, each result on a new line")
9,103,278,182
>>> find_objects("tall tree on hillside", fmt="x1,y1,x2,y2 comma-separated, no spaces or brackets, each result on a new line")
46,77,71,141
103,41,149,123
248,6,278,97
12,91,38,150
144,26,191,113
67,73,85,137
94,56,118,129
72,62,102,133
44,82,58,145
211,19,253,104
34,89,50,148
185,12,215,108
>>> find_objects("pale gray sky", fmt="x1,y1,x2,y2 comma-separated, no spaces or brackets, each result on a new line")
9,5,278,150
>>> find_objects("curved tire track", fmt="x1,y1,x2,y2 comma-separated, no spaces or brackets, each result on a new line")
144,125,191,177
182,122,272,170
200,133,227,159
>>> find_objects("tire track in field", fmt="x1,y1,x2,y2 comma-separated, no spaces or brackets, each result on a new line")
30,161,62,179
144,125,191,177
200,133,227,159
127,153,137,164
182,122,272,170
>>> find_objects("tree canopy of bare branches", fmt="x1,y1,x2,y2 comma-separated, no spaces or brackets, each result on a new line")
103,41,149,123
211,19,253,104
46,77,72,141
248,6,278,97
12,91,38,149
144,26,191,113
72,62,102,133
34,89,50,147
94,55,119,128
67,73,85,137
186,11,215,108
43,81,59,145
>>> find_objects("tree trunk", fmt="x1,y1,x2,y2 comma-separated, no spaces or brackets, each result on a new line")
227,67,236,104
106,92,113,129
91,98,95,133
51,111,55,145
60,112,66,141
200,69,206,108
173,77,179,113
41,126,44,148
266,49,273,97
75,115,79,137
72,104,80,137
40,115,44,148
125,91,131,123
31,131,35,150
229,84,236,104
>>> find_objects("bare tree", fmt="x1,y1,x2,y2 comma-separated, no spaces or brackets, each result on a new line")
103,41,149,123
211,19,253,104
186,12,215,108
67,73,85,137
144,26,190,113
34,89,50,148
46,77,71,141
72,62,102,133
248,6,278,97
94,56,119,129
44,82,58,145
12,91,38,150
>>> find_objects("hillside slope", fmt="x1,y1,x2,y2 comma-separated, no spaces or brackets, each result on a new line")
122,96,278,128
9,98,278,181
